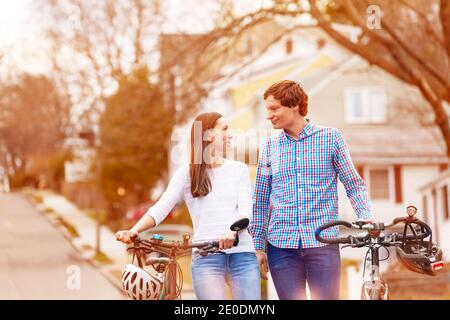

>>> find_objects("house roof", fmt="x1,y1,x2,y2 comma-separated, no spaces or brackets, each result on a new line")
343,126,448,165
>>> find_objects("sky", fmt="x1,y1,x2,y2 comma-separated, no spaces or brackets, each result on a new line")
0,1,280,83
0,0,31,47
0,0,273,124
0,0,50,75
0,0,269,75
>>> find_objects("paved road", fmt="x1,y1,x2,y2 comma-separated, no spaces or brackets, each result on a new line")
0,193,126,299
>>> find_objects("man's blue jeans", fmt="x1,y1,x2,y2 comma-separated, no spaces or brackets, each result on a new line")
191,252,261,300
267,241,341,300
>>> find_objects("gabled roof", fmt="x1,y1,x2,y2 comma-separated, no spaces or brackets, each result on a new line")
344,126,448,164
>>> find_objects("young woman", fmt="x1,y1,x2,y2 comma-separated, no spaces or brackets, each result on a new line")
115,112,261,300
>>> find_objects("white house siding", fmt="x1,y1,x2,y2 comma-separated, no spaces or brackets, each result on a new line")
337,164,442,299
420,174,450,262
338,165,441,223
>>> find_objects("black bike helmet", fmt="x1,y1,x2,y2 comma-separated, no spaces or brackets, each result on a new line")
394,206,444,276
396,240,444,276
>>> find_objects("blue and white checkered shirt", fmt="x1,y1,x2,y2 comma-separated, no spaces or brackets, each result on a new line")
250,120,371,250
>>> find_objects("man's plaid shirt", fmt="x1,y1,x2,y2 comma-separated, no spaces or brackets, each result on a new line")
250,120,371,250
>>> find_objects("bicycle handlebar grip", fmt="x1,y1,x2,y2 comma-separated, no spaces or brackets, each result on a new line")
315,221,353,244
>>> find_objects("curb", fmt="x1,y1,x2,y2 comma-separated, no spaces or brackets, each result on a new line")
83,253,127,297
20,191,128,298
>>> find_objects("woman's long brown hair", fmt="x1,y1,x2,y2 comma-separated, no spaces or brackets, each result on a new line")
190,112,223,198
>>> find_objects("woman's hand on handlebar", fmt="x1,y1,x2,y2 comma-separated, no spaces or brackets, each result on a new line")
219,231,236,250
115,230,139,244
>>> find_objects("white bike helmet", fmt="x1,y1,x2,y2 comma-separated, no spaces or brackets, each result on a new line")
121,264,164,300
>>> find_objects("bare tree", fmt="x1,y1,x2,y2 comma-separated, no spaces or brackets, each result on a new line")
180,0,450,157
38,0,164,129
0,74,70,177
38,0,450,159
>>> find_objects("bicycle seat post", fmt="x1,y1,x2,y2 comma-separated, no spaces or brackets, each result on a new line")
165,259,178,300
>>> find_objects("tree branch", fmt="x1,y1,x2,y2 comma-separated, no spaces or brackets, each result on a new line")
308,0,414,85
440,0,450,66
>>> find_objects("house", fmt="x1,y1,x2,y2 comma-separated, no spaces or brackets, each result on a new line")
418,170,450,260
162,23,449,299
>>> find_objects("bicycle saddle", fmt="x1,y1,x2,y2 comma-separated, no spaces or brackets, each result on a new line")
230,217,249,231
145,257,170,266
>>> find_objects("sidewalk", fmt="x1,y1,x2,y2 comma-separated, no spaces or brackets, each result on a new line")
22,188,196,299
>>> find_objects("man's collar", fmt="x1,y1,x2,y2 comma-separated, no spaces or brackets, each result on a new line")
282,118,314,142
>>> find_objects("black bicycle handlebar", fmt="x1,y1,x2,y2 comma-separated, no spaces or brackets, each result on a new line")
128,217,247,254
130,236,240,257
314,221,355,244
315,217,432,245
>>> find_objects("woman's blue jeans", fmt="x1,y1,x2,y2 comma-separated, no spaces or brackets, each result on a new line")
267,241,341,300
191,252,261,300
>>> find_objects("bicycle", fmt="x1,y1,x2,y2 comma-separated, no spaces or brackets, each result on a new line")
121,217,250,300
315,206,444,300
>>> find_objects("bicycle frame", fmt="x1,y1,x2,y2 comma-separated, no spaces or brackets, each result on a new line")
134,240,191,300
129,233,226,300
361,238,389,300
122,217,250,300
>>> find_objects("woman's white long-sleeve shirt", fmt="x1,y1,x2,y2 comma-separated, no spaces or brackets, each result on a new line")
145,159,255,254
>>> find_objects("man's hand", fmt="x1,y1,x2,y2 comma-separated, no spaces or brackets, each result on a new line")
255,250,269,280
115,230,138,244
355,219,374,228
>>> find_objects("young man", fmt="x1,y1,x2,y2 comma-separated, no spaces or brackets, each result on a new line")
250,80,372,300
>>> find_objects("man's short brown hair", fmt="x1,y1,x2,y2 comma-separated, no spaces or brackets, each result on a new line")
263,80,308,116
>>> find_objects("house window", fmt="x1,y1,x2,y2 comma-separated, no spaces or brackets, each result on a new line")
442,185,449,221
344,87,387,124
362,165,402,202
369,168,390,200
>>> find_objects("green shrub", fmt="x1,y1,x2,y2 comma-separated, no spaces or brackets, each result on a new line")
93,251,113,265
56,216,80,238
